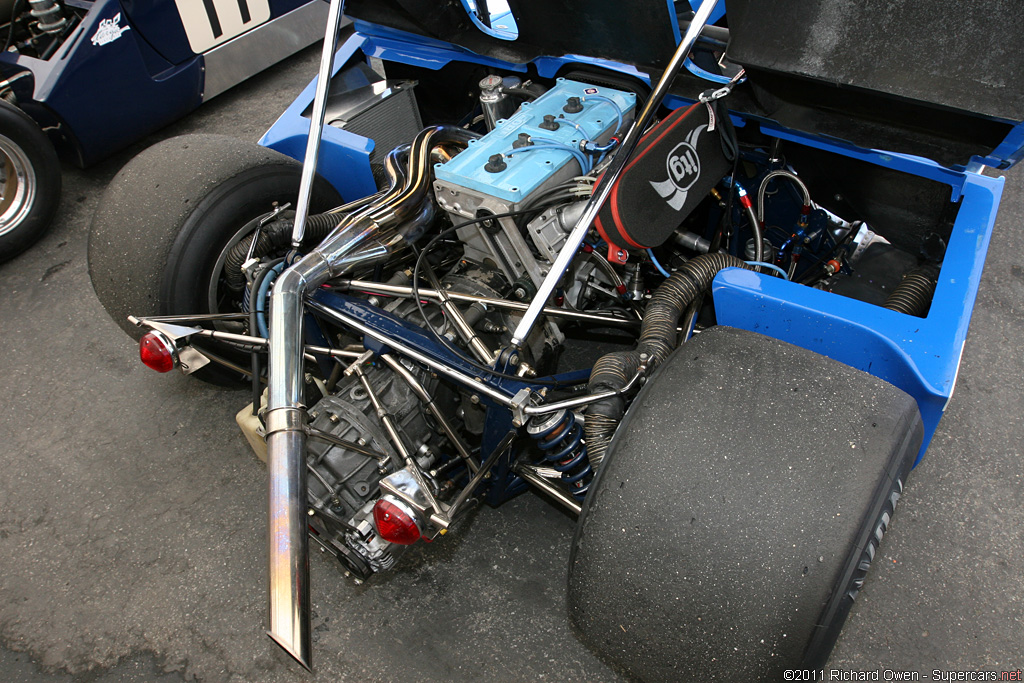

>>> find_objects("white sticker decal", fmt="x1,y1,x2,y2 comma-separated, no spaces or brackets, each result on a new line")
91,13,130,47
174,0,271,54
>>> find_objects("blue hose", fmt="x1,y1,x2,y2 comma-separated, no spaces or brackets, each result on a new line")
255,261,286,338
648,249,672,278
503,142,590,174
583,139,618,154
581,95,624,134
556,119,589,139
683,56,734,84
535,134,595,172
745,260,790,280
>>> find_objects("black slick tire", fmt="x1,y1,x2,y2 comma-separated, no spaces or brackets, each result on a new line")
0,100,62,263
88,133,342,384
568,326,923,681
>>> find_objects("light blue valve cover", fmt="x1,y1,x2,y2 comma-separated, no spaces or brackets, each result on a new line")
435,78,636,204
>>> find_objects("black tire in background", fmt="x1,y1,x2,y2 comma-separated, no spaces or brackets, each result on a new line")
0,100,62,263
88,133,342,384
568,326,923,682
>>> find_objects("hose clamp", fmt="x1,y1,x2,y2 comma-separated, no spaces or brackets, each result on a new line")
265,407,305,437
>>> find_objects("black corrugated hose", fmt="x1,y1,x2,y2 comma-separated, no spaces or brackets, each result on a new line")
883,265,939,317
223,212,343,292
585,252,750,468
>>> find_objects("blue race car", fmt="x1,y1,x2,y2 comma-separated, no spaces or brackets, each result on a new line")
0,0,327,261
88,0,1024,679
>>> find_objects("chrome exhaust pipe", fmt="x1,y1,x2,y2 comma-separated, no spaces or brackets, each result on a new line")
264,124,474,668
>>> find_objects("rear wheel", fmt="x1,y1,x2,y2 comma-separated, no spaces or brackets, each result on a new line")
88,134,342,384
0,100,61,263
568,326,922,681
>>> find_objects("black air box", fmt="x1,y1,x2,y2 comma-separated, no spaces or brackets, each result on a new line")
595,102,729,250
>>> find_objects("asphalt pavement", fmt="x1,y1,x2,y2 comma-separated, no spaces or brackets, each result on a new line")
0,44,1021,682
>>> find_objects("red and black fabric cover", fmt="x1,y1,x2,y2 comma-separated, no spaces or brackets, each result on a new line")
595,103,730,251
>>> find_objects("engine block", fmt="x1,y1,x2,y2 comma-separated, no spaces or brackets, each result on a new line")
433,79,636,287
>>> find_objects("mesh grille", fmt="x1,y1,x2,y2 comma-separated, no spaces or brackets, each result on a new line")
331,88,422,190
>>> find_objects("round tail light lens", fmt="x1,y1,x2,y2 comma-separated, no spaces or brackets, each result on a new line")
372,497,422,545
139,331,177,373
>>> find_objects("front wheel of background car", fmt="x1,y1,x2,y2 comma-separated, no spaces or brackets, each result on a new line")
0,100,62,264
567,326,923,682
87,133,342,386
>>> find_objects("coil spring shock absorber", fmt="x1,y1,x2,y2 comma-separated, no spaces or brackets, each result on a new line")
28,0,68,34
527,410,592,500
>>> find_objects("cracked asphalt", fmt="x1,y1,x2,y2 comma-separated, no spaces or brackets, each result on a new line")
0,43,1021,683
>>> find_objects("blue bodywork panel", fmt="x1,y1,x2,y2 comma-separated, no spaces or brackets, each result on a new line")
119,0,198,65
435,79,634,203
260,33,379,203
712,173,1003,465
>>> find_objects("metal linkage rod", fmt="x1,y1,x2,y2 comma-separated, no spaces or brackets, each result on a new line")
290,0,346,248
346,353,446,516
336,280,641,328
440,431,516,523
379,354,479,474
420,262,495,364
514,464,583,515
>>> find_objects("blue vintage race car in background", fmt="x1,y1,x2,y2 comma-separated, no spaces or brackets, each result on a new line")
87,0,1024,679
0,0,327,261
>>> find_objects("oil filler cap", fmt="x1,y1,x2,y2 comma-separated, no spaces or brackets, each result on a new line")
512,133,533,149
484,153,507,173
539,114,560,131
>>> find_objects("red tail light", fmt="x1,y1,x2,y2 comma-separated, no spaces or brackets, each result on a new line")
372,497,421,545
139,331,177,373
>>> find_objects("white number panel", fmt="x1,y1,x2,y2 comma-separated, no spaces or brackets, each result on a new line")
174,0,272,54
